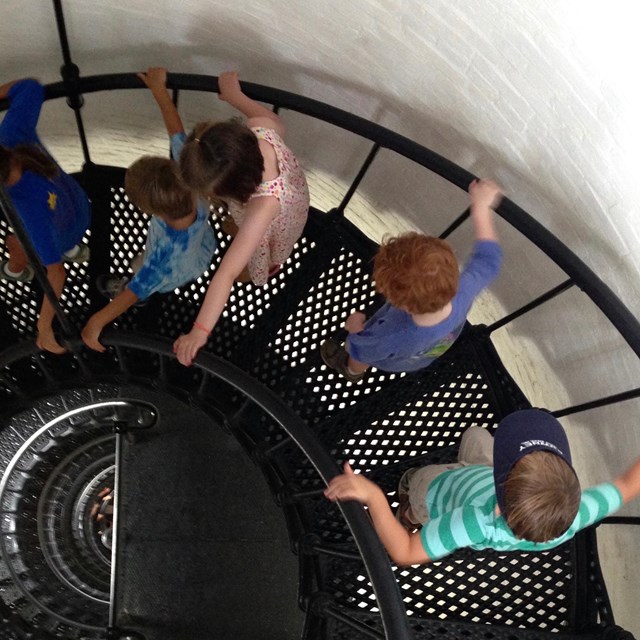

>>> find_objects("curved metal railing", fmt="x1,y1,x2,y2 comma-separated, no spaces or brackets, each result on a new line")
1,71,640,637
0,397,157,632
0,335,412,640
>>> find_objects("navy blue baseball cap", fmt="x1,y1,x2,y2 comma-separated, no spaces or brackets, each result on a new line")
493,409,574,516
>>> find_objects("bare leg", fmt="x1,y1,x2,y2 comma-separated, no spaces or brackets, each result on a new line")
6,235,28,273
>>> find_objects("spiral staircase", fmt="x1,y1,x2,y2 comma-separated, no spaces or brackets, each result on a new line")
0,2,639,639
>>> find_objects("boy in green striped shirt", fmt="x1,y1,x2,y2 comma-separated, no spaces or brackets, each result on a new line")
325,409,638,565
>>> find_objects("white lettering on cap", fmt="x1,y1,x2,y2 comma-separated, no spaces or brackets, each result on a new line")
519,439,563,455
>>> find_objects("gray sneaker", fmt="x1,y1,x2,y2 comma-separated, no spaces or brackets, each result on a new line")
63,243,90,263
320,338,365,383
96,274,128,300
96,274,150,307
0,260,35,283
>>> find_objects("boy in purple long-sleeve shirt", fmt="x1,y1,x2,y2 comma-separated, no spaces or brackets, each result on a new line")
321,179,503,382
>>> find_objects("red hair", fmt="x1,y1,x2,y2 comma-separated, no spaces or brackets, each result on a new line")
373,233,459,314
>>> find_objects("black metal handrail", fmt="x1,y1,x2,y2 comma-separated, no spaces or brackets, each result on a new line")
0,334,412,640
1,69,639,507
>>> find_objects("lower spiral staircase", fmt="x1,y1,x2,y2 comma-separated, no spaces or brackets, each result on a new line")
1,5,640,638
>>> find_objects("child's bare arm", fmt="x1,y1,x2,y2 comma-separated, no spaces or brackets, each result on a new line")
81,288,139,352
138,67,184,137
324,463,431,566
173,197,280,366
218,71,285,136
613,456,640,504
345,311,366,334
468,179,502,242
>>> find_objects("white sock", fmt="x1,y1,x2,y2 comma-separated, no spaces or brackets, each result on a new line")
63,244,81,258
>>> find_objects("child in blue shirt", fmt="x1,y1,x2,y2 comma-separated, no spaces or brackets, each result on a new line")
321,179,503,381
81,68,217,352
0,78,91,354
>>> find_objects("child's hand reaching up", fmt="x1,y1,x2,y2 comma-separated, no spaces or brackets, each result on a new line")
137,67,168,95
215,70,284,134
468,179,502,242
218,71,243,103
138,67,184,136
324,462,380,505
469,179,503,211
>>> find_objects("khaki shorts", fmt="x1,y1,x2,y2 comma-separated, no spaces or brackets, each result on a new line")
401,426,494,524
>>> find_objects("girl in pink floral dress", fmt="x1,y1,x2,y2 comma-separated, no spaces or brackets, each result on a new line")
227,126,308,285
174,71,309,366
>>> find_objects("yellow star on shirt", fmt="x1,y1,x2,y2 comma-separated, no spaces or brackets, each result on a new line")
47,191,57,210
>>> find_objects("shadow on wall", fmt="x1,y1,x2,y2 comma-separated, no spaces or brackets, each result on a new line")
3,0,636,305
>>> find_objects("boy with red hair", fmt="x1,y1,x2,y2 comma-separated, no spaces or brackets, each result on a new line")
321,179,503,382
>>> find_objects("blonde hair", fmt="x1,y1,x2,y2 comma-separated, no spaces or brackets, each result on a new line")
125,156,193,220
373,233,459,313
504,451,581,542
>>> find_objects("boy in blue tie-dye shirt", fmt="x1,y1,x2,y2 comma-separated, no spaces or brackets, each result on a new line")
81,68,217,352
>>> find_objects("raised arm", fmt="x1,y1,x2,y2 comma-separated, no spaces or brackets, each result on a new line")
218,71,285,136
613,455,640,504
468,179,502,242
324,463,431,566
138,68,184,137
0,79,44,146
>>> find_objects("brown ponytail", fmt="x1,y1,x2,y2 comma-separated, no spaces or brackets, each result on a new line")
179,120,264,203
0,144,58,183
